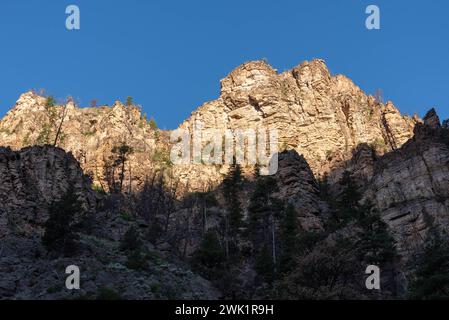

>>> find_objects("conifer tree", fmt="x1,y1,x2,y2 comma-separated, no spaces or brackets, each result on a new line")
248,176,283,277
255,245,276,283
120,226,142,252
329,170,362,229
42,187,81,257
110,143,134,193
279,204,299,274
45,95,56,108
192,231,225,278
339,170,361,209
408,219,449,299
120,226,148,270
223,164,244,235
125,96,134,106
148,117,158,130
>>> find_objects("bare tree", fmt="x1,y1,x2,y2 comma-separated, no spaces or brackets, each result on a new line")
53,97,73,147
374,89,383,104
134,169,180,244
113,143,134,193
102,143,133,193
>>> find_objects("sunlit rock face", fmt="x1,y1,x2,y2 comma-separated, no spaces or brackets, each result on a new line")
0,91,161,193
176,59,417,190
0,59,418,193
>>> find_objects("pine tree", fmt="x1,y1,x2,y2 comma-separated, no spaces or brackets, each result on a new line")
192,231,225,278
120,226,142,252
125,249,147,270
125,96,134,106
42,187,81,257
340,170,361,208
223,164,244,235
255,245,276,283
248,177,277,230
148,117,158,130
248,176,283,278
356,204,397,265
120,226,148,270
111,143,133,193
329,170,362,229
279,204,299,274
45,95,56,108
408,231,449,299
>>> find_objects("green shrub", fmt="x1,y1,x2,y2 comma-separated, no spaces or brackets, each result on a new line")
82,131,95,137
120,226,142,252
150,282,161,293
91,184,104,193
125,249,148,270
148,117,158,130
152,149,172,167
408,232,449,299
97,286,122,300
191,231,225,279
0,128,11,135
36,123,52,145
46,96,56,108
120,212,134,221
125,96,134,106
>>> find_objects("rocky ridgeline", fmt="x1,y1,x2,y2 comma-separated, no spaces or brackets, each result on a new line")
0,59,418,193
0,59,448,298
0,91,163,192
177,59,418,190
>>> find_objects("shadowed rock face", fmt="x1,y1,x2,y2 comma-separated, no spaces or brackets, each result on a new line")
0,145,97,238
275,150,325,231
339,122,449,258
423,108,441,129
0,146,220,300
370,128,449,255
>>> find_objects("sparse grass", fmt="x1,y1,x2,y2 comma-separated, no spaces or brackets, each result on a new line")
371,137,388,152
82,131,95,137
0,127,11,135
22,132,31,145
91,184,104,193
152,149,173,168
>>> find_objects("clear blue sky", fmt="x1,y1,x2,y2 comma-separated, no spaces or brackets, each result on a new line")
0,0,448,129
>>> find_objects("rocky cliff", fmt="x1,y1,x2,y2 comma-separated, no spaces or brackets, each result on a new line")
0,92,163,192
0,146,97,238
176,59,418,189
365,112,449,256
0,146,218,299
1,58,448,299
0,59,418,193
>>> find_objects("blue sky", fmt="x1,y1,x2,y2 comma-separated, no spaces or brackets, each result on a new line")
0,0,448,129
